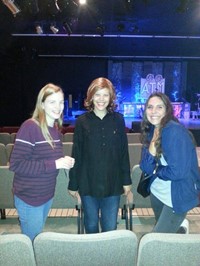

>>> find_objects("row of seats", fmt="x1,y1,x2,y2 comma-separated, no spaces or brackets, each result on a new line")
0,143,13,166
0,133,17,145
0,142,143,169
61,132,143,143
0,132,142,145
0,126,20,134
63,141,143,170
0,125,73,134
1,230,200,266
1,165,200,265
0,165,150,220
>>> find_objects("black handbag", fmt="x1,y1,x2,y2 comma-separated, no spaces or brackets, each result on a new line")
137,172,152,198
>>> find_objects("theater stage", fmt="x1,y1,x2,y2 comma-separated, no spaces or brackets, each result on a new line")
64,114,200,130
64,114,200,146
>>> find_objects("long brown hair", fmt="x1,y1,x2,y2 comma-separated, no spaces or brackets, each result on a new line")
141,92,179,157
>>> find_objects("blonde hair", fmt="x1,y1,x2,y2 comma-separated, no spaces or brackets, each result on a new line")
32,83,64,148
84,77,117,112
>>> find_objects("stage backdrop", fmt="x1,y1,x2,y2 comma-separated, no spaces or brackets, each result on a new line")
108,60,187,113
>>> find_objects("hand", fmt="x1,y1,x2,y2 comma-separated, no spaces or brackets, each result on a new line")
68,190,81,204
126,191,134,205
55,156,75,170
123,185,132,196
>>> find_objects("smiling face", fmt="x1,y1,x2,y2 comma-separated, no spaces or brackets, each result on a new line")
146,96,166,127
42,91,64,127
92,88,110,116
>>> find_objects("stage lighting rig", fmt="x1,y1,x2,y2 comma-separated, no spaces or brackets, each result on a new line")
35,24,43,34
50,24,59,34
2,0,21,16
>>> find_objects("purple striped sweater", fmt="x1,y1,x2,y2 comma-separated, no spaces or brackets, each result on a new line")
9,119,64,206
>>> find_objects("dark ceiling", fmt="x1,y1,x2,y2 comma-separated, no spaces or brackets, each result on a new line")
1,0,200,35
1,0,200,59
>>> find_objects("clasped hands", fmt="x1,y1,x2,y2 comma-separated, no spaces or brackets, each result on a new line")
56,156,75,170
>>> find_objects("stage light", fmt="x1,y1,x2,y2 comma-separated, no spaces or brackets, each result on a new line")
2,0,21,16
50,25,59,34
55,0,61,11
79,0,86,5
35,25,43,34
63,21,72,35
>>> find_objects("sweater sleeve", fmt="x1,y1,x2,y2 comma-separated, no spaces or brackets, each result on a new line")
9,120,57,176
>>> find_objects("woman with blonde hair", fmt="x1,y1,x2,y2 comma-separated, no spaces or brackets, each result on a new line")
10,83,75,241
68,77,132,233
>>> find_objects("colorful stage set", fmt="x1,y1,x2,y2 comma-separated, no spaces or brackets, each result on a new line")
64,61,200,132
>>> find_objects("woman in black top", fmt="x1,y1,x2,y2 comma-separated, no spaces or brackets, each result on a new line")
68,77,132,233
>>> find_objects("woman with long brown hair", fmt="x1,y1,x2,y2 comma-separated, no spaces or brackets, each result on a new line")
140,92,200,233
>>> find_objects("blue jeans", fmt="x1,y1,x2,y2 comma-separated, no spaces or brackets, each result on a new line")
150,193,187,233
14,195,53,241
81,195,120,234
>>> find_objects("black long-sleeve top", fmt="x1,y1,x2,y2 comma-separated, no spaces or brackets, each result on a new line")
68,111,132,197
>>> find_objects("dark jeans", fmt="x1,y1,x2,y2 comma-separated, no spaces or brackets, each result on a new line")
150,193,187,233
81,195,120,234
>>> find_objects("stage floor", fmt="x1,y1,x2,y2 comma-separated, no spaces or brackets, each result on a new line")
64,115,200,130
125,117,200,130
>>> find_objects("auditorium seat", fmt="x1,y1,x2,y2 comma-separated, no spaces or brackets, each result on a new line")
0,144,7,166
127,133,141,143
0,166,15,219
63,132,74,142
0,234,36,266
5,143,14,164
34,230,138,266
137,233,200,266
62,142,73,157
0,133,11,145
10,132,17,143
128,143,142,169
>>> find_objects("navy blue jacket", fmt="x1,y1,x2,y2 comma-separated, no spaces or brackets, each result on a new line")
140,120,200,213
